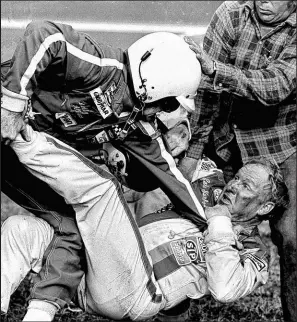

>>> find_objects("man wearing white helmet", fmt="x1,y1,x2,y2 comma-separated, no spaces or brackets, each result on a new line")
1,21,203,320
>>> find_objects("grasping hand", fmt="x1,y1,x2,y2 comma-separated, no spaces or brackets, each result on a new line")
205,204,231,220
1,108,31,145
165,123,190,158
184,36,215,76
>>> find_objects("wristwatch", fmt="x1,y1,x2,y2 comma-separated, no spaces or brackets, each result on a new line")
211,60,217,77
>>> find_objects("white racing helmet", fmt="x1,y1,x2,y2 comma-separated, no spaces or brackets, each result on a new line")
128,32,201,112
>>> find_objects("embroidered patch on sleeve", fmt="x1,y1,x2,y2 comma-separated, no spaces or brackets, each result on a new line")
95,130,109,143
90,86,113,119
243,253,268,272
213,188,223,202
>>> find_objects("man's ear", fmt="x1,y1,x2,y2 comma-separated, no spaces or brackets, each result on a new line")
257,201,275,216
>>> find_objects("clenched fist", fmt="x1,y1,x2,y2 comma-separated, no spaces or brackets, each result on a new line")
165,123,190,157
1,108,31,145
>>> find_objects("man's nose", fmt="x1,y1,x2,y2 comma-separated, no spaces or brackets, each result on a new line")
229,181,239,193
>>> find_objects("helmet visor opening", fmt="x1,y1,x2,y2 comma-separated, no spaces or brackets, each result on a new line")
145,96,180,113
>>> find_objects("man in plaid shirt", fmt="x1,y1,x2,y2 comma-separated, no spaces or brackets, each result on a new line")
183,1,296,321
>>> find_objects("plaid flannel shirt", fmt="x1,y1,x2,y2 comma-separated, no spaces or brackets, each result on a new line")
188,1,296,165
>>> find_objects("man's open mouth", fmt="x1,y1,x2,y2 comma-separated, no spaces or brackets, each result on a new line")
219,193,232,204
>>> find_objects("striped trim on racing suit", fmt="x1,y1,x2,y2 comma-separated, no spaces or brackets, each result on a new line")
1,20,206,307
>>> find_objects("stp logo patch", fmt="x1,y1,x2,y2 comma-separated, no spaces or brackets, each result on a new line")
185,239,198,262
171,236,206,266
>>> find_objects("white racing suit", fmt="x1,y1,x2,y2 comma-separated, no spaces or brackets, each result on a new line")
1,127,269,320
1,20,205,308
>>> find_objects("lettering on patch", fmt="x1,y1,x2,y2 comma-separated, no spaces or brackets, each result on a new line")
201,178,211,208
185,239,198,262
89,86,113,119
71,101,91,118
95,130,109,144
171,236,207,266
55,112,77,127
105,83,117,105
213,188,223,202
171,240,191,266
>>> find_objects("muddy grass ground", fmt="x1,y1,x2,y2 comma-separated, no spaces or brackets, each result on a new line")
1,193,283,322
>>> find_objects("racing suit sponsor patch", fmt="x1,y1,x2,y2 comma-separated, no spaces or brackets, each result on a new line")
55,112,77,127
213,188,222,202
105,83,117,105
89,83,116,119
171,236,206,266
242,252,268,272
171,240,190,266
197,173,225,208
95,130,109,144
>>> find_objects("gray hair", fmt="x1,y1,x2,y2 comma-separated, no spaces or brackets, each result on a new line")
288,0,297,10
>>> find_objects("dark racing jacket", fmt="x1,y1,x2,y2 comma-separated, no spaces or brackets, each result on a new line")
1,20,207,229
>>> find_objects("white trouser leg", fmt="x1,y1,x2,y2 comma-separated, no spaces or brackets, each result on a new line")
1,215,53,313
11,126,164,320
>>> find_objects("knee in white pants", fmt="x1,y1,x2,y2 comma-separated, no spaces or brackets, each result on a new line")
1,215,54,313
2,214,35,232
2,215,33,245
2,215,53,250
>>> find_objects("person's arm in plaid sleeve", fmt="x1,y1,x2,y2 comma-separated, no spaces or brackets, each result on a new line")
185,1,296,106
212,37,296,105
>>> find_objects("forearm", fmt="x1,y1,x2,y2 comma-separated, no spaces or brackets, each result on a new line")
213,56,296,105
204,208,269,302
203,3,296,106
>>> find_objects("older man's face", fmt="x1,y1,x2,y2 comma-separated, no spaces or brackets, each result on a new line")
217,164,271,222
254,1,295,25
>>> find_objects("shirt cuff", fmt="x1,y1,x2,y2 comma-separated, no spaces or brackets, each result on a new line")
1,86,28,112
213,61,235,91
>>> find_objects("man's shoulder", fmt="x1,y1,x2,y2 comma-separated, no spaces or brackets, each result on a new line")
238,227,270,271
218,1,251,15
224,1,249,9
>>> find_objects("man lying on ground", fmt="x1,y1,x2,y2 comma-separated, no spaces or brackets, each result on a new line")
1,124,289,321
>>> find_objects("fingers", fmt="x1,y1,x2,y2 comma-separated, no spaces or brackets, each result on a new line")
20,123,32,142
1,121,31,144
184,36,202,54
165,124,190,157
171,143,189,157
184,36,197,47
167,137,189,157
205,204,231,220
1,131,14,145
2,138,12,145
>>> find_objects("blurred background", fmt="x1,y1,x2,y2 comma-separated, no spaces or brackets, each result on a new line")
1,1,223,61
